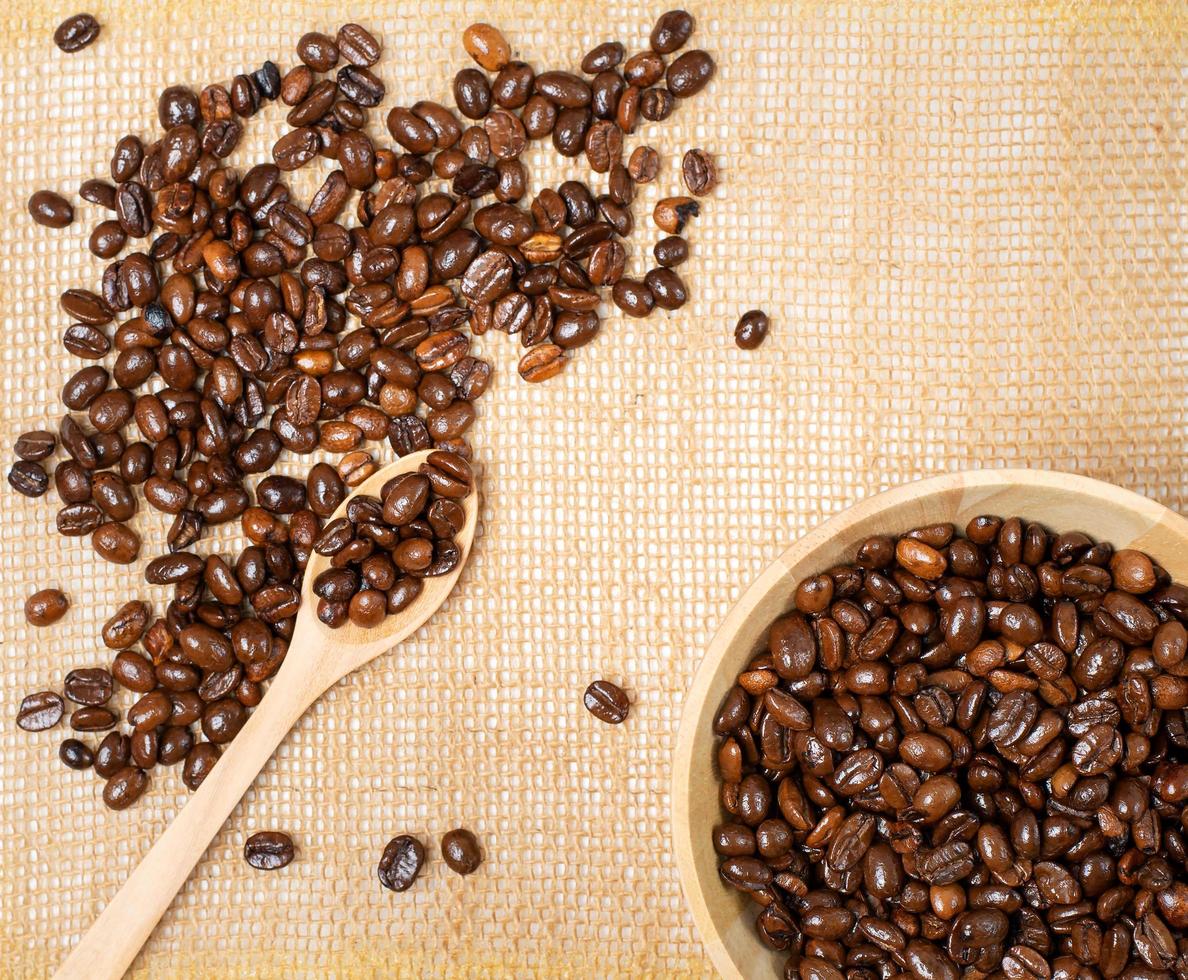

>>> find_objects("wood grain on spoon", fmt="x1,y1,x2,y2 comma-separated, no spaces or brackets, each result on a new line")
53,448,479,980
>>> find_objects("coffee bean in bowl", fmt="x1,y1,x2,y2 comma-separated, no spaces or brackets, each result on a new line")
672,471,1188,980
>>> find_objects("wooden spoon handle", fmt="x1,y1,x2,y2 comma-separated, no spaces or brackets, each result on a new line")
53,653,321,980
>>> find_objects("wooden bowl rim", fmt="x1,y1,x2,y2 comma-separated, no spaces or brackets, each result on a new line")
670,467,1188,980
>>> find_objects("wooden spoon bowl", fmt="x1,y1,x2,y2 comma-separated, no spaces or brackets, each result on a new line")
671,468,1188,980
55,449,479,980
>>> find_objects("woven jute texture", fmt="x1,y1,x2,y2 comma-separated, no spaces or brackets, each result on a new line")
1,1,1186,977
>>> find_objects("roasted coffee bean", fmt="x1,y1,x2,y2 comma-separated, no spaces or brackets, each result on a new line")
103,766,149,809
9,460,49,497
102,600,150,648
17,691,65,731
440,828,482,875
244,831,295,870
25,588,69,626
713,519,1188,977
681,147,717,195
337,23,381,66
651,10,695,53
59,738,94,770
584,679,630,723
735,309,769,349
378,834,425,891
653,235,689,267
28,190,74,228
54,13,101,52
666,49,715,97
653,195,699,233
182,741,220,790
462,22,510,71
14,430,56,461
92,522,140,564
64,668,113,706
643,268,688,310
70,706,117,731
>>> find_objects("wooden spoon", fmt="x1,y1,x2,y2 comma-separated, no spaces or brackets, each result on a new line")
54,448,479,980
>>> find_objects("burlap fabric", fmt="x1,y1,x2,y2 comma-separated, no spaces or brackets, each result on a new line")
2,1,1186,976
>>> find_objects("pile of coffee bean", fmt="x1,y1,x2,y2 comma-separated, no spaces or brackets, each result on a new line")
711,517,1188,978
311,449,471,628
13,13,709,810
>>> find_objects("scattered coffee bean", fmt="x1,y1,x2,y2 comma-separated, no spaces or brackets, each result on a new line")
583,679,630,723
17,691,65,731
24,588,70,626
378,835,425,891
243,831,296,870
15,13,717,817
653,196,699,234
627,145,661,183
681,148,717,195
734,309,770,349
440,828,483,875
28,190,74,228
59,738,94,770
53,13,100,53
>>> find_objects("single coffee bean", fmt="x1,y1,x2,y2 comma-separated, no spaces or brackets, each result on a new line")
651,10,695,53
243,831,296,870
681,147,718,195
584,679,630,723
28,190,74,228
70,706,117,731
627,145,661,183
734,309,769,349
24,588,69,626
54,13,101,52
64,668,113,706
378,835,425,891
103,766,149,810
17,691,65,731
462,23,511,72
59,738,94,770
666,49,715,97
9,460,49,497
440,828,483,875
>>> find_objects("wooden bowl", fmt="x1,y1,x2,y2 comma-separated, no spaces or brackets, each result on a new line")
671,468,1188,980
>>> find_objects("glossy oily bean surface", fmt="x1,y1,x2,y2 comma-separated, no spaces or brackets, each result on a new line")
712,516,1188,976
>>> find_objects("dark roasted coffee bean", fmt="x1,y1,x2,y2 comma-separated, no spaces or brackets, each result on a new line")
583,679,630,723
651,10,695,53
338,23,381,66
378,834,425,891
735,309,769,349
64,668,113,706
54,13,101,52
28,190,74,228
440,828,482,875
653,235,688,268
17,691,64,731
244,831,295,870
59,738,94,770
103,766,149,809
9,460,49,497
70,706,117,731
666,49,715,97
